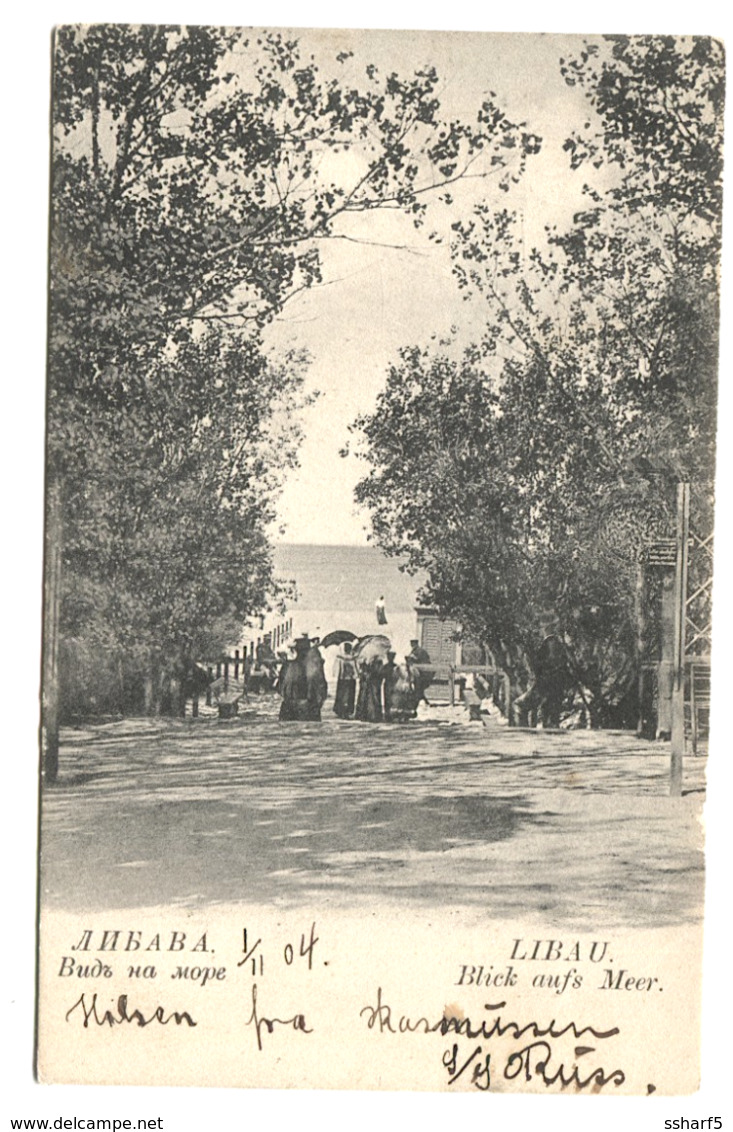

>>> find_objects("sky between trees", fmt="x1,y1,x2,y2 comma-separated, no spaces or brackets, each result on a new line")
267,29,613,545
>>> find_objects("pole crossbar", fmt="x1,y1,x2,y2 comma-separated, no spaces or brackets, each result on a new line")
686,627,713,653
686,577,713,606
689,531,714,555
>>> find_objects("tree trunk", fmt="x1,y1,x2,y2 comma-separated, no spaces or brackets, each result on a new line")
145,654,163,716
143,669,154,716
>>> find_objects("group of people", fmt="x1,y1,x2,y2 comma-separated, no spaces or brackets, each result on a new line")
271,633,435,724
268,620,576,728
332,639,433,724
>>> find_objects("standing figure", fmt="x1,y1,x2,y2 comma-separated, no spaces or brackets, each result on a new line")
355,656,384,722
386,660,420,721
381,650,397,721
333,642,356,719
406,639,434,705
514,626,572,728
304,640,328,721
279,636,328,721
251,638,278,693
375,595,388,626
278,636,310,720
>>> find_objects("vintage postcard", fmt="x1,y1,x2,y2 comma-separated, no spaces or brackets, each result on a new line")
37,24,724,1096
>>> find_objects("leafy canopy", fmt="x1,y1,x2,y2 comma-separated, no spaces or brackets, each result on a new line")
352,35,723,723
49,25,537,711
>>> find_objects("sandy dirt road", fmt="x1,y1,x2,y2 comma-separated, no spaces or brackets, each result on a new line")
40,698,706,931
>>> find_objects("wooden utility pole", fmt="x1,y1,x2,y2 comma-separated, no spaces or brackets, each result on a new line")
41,482,61,785
634,557,645,736
670,481,690,796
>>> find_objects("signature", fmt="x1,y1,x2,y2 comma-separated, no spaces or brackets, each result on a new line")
245,982,312,1051
360,988,625,1091
65,992,197,1028
504,1038,625,1089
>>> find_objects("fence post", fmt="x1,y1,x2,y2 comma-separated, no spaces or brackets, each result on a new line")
206,667,213,707
234,649,240,681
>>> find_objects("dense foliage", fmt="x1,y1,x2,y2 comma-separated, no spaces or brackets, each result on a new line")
352,37,723,724
49,25,536,716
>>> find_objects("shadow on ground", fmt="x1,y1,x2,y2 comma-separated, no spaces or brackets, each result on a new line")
40,700,705,929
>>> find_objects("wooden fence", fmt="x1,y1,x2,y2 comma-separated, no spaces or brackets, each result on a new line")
186,617,294,717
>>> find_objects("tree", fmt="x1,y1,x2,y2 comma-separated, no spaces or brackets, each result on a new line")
48,26,537,725
352,36,723,725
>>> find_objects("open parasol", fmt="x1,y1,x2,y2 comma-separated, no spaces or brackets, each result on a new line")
352,634,392,664
319,629,359,650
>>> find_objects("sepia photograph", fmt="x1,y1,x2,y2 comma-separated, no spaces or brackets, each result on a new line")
10,6,728,1116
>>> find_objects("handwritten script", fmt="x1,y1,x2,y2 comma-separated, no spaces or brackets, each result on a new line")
360,987,626,1091
245,982,313,1051
65,993,197,1029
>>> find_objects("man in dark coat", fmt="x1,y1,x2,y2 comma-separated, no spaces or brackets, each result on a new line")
406,640,434,705
278,636,310,721
515,623,573,728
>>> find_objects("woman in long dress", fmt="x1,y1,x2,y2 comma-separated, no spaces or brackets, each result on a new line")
333,643,356,719
355,656,384,722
